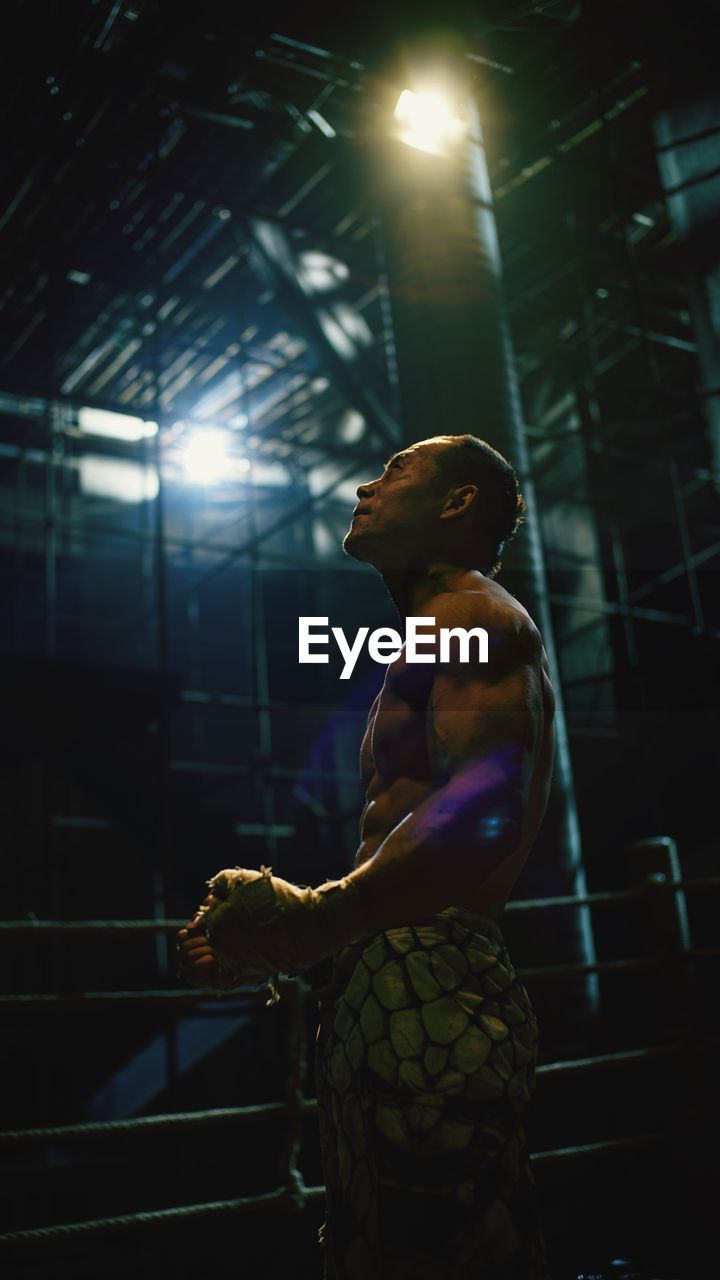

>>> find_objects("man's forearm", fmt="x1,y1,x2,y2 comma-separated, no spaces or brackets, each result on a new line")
201,867,367,981
200,748,525,982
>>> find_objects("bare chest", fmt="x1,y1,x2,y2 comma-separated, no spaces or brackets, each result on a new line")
361,654,433,788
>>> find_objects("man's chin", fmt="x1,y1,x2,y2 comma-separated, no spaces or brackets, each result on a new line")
342,528,377,565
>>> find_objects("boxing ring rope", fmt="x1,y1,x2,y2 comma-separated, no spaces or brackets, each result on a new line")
1,873,718,934
0,1040,710,1149
1,948,718,1014
1,863,717,1250
0,1136,668,1249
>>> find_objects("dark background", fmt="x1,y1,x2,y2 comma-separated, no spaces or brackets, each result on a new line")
0,2,718,1276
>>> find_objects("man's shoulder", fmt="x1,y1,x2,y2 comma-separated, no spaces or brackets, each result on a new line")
423,584,542,659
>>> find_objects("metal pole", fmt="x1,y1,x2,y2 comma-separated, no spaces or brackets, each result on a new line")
149,321,174,1093
371,100,596,1002
629,837,693,1040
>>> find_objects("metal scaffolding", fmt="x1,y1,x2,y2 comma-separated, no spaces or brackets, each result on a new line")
0,6,718,1266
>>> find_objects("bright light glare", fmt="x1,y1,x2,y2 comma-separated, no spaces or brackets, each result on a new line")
79,407,158,441
80,457,159,503
393,89,467,156
182,428,232,484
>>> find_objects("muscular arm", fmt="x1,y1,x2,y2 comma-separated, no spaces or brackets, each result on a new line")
347,594,543,931
180,593,547,985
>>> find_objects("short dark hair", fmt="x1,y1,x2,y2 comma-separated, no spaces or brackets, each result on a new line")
427,434,526,577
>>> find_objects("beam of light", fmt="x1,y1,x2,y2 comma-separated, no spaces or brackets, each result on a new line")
393,89,468,157
192,370,244,421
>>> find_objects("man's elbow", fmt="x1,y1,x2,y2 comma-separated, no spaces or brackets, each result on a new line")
470,812,524,881
458,754,528,861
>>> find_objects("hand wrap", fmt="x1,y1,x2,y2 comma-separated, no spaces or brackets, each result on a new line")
201,866,368,983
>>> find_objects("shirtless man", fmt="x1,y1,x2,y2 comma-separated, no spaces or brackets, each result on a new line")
178,434,554,1278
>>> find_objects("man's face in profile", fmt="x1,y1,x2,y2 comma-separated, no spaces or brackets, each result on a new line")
343,441,447,570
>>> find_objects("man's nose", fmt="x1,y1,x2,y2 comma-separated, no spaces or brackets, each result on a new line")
356,480,376,498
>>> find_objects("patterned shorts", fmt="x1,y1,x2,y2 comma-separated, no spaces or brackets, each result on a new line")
314,908,551,1279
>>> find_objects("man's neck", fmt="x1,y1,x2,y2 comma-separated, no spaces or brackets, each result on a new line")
380,562,486,619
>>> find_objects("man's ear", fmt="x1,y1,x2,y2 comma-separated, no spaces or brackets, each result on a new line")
440,484,477,521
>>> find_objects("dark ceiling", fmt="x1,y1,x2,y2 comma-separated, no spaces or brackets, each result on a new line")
2,1,715,471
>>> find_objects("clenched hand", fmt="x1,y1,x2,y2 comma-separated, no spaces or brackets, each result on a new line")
176,901,222,988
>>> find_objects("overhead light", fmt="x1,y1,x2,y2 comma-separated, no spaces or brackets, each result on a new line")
78,407,158,440
299,251,349,292
80,457,159,503
393,89,468,157
339,409,365,443
182,428,230,484
307,109,336,138
180,427,250,484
